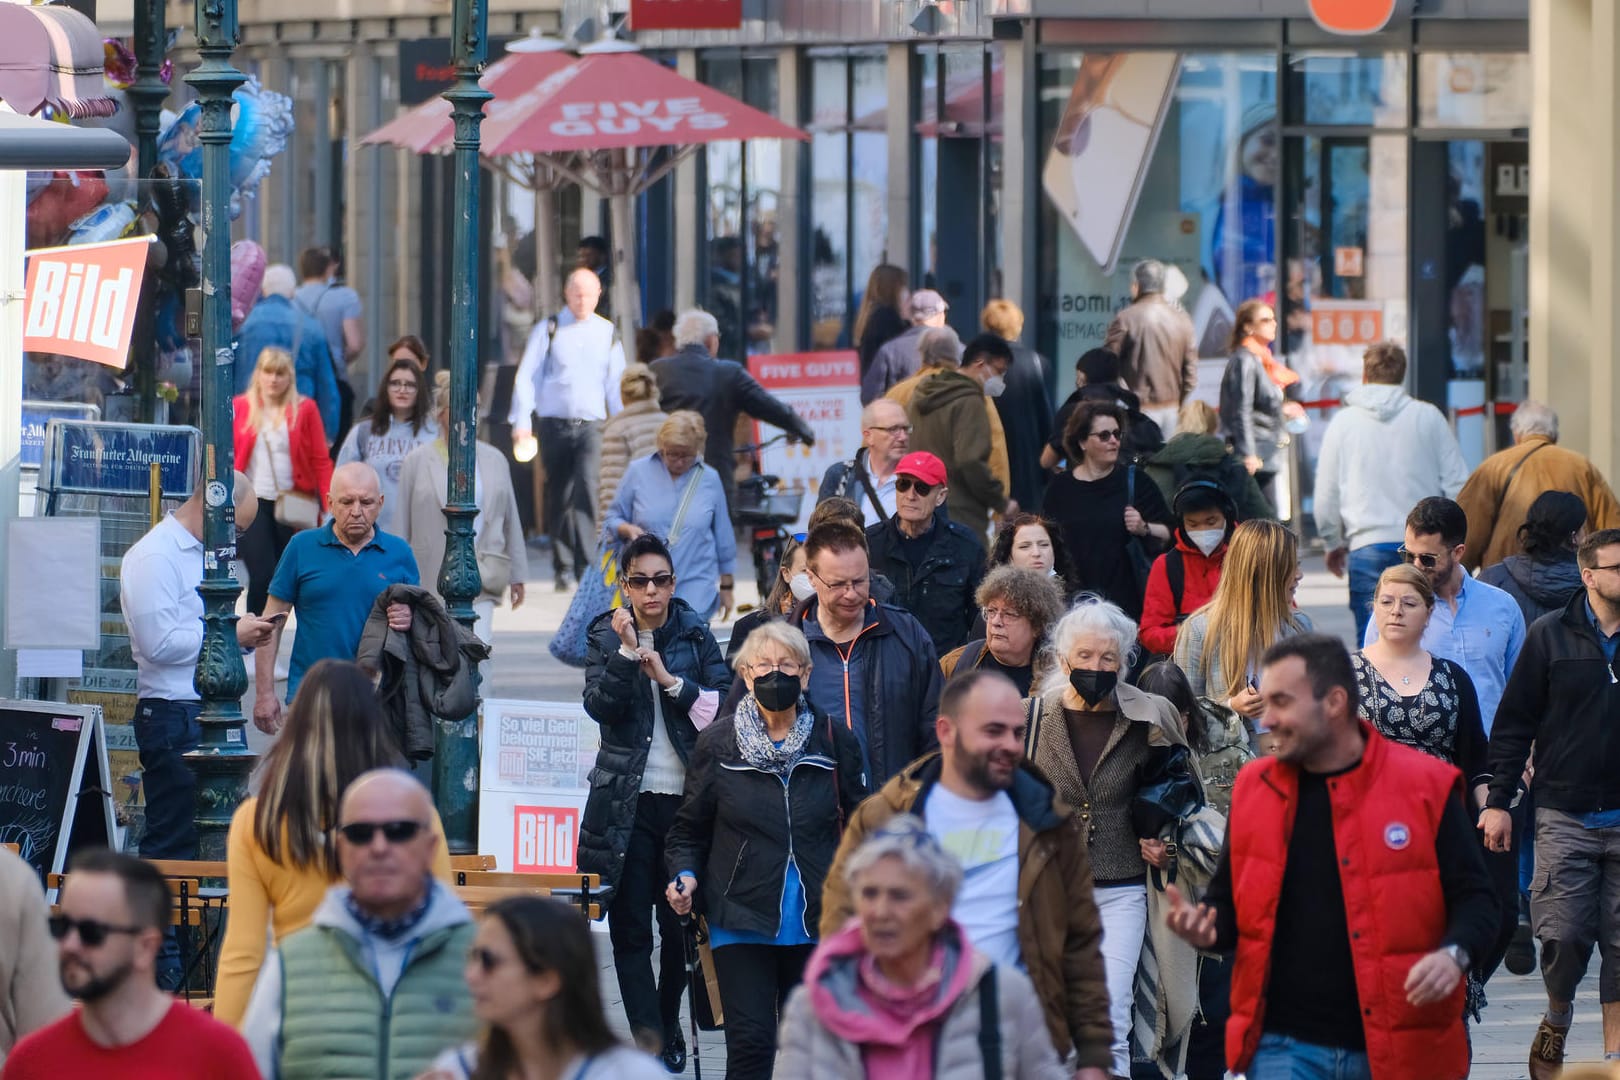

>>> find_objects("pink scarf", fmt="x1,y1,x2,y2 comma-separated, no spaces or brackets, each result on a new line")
856,942,948,1080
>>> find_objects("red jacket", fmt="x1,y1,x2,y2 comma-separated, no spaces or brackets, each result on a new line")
1138,533,1224,655
232,397,333,512
1226,723,1469,1080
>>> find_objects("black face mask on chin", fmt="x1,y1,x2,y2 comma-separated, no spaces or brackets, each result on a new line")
752,670,801,712
1069,668,1118,707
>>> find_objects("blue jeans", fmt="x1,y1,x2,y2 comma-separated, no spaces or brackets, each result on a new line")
1347,542,1403,644
132,698,202,990
1249,1033,1372,1080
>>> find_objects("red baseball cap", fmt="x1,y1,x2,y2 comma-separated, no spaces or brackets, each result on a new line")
895,451,947,487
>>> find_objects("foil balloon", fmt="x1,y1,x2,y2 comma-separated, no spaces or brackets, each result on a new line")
231,240,267,332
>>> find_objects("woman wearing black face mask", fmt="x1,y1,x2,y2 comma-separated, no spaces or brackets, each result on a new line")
1024,597,1186,1080
664,620,868,1079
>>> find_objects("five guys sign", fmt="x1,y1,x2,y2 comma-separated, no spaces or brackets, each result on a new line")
629,0,742,31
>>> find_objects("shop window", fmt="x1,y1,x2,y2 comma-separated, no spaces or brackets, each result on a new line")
1417,53,1530,130
1285,53,1407,128
699,54,781,361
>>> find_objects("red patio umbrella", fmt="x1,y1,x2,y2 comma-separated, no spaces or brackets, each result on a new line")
361,50,574,156
479,49,809,342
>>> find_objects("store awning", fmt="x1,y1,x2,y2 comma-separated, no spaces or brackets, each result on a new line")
0,3,117,118
0,110,130,169
360,51,574,155
480,52,808,155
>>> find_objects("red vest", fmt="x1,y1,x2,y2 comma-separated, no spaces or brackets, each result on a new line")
1225,722,1469,1080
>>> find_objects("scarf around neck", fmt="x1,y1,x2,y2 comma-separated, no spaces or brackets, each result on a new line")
345,879,434,940
733,692,815,774
1242,335,1299,389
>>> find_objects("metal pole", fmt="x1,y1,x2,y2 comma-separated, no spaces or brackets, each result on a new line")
434,0,490,853
184,0,252,862
128,0,168,423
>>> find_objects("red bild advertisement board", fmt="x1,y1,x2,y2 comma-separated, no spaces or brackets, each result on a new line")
629,0,742,31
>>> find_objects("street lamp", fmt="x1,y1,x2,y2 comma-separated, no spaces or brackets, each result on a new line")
184,0,252,860
434,0,491,853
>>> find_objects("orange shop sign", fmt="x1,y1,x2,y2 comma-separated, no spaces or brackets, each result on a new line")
1309,0,1408,35
1312,300,1384,348
23,237,152,370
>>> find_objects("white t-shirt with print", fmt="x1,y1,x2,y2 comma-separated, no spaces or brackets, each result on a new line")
924,783,1022,968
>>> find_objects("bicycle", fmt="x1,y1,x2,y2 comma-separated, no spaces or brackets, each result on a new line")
733,433,806,601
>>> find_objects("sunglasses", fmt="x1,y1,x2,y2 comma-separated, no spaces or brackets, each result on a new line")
895,476,937,496
48,914,142,947
1088,429,1122,443
469,946,506,973
1397,546,1443,569
337,820,426,845
624,572,676,591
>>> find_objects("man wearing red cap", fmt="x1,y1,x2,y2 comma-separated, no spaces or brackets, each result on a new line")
865,451,987,653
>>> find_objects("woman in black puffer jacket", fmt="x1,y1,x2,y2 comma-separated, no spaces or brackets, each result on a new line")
580,532,730,1070
665,619,867,1080
1479,490,1587,626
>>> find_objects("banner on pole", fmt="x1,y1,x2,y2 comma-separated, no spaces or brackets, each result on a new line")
23,237,153,370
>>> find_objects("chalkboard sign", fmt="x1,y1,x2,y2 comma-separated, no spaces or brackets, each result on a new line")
0,701,117,881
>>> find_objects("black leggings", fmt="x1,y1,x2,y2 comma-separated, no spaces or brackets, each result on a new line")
240,497,299,614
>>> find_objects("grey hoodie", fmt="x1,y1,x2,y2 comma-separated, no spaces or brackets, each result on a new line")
1313,383,1470,549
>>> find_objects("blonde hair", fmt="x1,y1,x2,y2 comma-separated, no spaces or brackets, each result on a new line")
431,368,452,415
1177,399,1219,436
620,362,659,405
1375,562,1435,610
658,410,707,455
980,299,1024,341
1193,519,1304,699
246,347,301,430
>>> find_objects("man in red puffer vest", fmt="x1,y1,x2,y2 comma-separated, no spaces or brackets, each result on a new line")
1166,633,1499,1080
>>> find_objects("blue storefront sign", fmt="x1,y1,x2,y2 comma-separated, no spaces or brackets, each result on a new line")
40,420,200,497
19,402,100,469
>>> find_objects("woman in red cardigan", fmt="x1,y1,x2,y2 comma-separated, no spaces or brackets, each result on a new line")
234,346,333,613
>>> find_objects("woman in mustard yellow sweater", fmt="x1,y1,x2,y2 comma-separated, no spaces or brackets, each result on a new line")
213,659,453,1025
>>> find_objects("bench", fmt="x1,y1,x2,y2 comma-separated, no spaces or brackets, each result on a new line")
454,870,601,920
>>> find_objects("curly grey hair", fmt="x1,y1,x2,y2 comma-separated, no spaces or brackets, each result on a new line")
842,814,963,905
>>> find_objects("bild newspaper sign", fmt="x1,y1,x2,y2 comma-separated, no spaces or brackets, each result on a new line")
479,700,599,881
23,237,153,369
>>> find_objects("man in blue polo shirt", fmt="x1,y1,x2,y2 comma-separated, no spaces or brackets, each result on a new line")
253,462,418,733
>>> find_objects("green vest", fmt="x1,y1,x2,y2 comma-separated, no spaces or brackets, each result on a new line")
277,918,477,1080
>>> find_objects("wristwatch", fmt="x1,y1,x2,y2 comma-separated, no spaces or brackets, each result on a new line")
1442,944,1471,972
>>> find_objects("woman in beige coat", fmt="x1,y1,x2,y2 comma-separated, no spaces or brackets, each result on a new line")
597,362,668,521
397,371,529,652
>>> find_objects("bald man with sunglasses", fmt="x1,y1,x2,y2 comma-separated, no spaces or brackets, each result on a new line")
242,770,476,1080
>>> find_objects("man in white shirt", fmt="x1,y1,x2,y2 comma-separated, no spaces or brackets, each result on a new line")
509,268,627,590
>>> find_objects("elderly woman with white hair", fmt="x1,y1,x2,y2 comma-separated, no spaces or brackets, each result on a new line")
665,620,867,1079
774,815,1068,1079
650,308,817,513
604,410,737,620
1025,597,1188,1080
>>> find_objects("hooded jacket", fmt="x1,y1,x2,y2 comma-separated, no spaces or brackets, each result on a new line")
579,598,730,903
865,509,988,653
909,369,1008,542
355,584,490,762
1478,552,1584,627
774,920,1069,1080
1144,433,1273,523
1139,530,1228,657
890,368,1011,518
819,754,1113,1069
1313,384,1469,550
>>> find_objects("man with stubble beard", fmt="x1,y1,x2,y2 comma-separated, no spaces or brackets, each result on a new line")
4,850,257,1078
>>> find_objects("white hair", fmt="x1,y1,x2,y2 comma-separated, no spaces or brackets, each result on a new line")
1038,595,1139,698
918,326,962,369
1510,400,1558,442
262,264,296,299
731,620,813,675
673,310,720,350
860,398,906,428
842,814,962,905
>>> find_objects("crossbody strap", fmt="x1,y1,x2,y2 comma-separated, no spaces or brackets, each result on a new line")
667,464,705,545
1501,441,1549,504
857,459,886,521
977,965,1003,1080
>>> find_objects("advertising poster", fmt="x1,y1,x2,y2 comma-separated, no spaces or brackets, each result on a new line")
746,351,863,536
23,237,153,369
477,700,599,876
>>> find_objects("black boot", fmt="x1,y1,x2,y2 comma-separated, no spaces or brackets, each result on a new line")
660,1031,687,1074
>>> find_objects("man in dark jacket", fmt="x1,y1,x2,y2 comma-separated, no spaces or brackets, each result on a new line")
820,670,1113,1075
818,398,910,527
793,520,941,785
652,309,816,512
981,299,1054,512
1484,527,1620,1080
865,451,986,653
908,334,1016,547
1104,258,1198,438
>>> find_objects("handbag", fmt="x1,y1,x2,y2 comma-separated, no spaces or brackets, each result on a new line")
1132,743,1204,841
267,415,320,531
691,917,725,1030
548,542,625,668
1123,463,1155,600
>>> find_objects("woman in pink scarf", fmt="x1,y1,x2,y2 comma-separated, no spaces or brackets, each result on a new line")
774,816,1067,1079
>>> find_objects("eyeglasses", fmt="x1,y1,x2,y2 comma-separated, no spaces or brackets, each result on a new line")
624,572,676,592
387,380,418,391
48,914,142,947
981,607,1027,625
895,476,936,496
1590,564,1620,574
1087,428,1122,443
337,820,427,845
811,571,869,595
468,946,506,974
747,660,803,677
1397,546,1443,569
1256,315,1278,325
867,423,912,436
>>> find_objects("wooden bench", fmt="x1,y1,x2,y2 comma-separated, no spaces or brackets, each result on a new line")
453,882,602,920
454,871,601,920
449,854,497,872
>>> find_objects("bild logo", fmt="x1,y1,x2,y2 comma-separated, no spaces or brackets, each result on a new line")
514,805,579,873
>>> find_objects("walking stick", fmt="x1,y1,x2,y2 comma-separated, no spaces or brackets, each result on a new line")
675,879,704,1080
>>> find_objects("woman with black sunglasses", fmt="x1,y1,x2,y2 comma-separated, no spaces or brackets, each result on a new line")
581,532,731,1071
422,897,668,1080
1041,399,1174,619
213,659,453,1027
